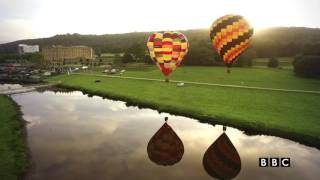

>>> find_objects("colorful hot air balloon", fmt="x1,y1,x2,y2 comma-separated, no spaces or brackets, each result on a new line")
147,117,184,166
203,130,241,179
210,14,254,73
147,31,189,82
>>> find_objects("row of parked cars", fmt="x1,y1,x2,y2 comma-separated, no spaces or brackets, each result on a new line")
102,69,125,75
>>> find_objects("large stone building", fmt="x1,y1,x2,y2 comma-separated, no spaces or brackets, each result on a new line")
18,44,39,54
42,45,94,61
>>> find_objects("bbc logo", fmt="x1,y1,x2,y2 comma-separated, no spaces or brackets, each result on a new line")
259,157,291,167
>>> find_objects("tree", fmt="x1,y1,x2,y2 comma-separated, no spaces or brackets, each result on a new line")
26,53,44,65
143,54,153,64
293,55,320,78
280,42,300,57
127,43,145,62
267,57,279,68
80,58,84,65
94,47,102,57
302,43,320,56
121,53,134,63
234,49,257,67
183,41,216,66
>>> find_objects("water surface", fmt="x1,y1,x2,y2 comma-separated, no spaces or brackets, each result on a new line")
10,90,320,180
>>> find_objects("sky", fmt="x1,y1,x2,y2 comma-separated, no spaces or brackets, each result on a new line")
0,0,319,43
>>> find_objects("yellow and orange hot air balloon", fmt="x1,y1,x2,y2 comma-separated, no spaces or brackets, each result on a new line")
147,31,189,82
210,14,254,73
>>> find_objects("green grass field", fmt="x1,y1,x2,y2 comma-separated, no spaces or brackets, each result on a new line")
48,66,320,148
0,96,28,180
88,65,320,91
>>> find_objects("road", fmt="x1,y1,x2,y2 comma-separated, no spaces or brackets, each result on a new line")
0,83,58,95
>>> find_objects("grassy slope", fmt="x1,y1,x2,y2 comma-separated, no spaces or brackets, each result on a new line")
48,68,320,148
0,96,28,180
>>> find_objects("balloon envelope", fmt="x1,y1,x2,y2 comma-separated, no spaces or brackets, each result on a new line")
147,31,189,77
210,14,253,67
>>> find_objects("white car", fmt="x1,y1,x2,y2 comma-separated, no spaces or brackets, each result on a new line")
43,72,51,76
177,82,185,87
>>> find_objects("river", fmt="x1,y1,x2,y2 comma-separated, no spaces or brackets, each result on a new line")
3,84,319,180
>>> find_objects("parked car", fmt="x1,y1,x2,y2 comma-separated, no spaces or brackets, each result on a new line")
110,69,117,73
43,72,51,76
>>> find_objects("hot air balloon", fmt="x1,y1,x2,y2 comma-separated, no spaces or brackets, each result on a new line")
203,127,241,179
147,117,184,166
210,14,254,73
147,31,189,82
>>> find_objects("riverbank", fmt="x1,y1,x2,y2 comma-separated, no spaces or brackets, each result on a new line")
48,72,320,149
0,95,29,180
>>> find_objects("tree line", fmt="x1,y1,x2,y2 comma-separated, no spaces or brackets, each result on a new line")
1,27,320,66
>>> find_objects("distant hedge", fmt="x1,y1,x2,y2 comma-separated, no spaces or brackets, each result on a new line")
267,57,279,68
293,55,320,78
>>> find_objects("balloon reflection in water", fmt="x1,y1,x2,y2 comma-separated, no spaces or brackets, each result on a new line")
203,127,241,179
147,117,184,166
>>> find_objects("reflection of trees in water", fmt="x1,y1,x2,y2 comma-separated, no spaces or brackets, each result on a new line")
203,128,241,180
37,87,76,95
147,118,184,166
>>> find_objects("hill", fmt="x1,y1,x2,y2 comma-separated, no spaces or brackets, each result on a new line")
0,27,320,61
